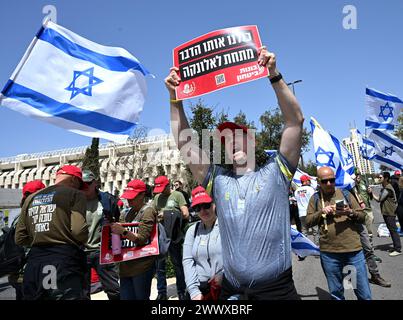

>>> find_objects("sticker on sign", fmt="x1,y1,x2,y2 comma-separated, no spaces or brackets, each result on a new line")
173,25,268,100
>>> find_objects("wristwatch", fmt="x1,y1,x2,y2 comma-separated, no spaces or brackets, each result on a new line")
122,229,129,236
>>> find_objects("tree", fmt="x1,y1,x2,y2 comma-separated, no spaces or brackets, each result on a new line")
256,107,310,167
82,138,100,181
301,160,317,177
233,110,256,129
395,114,403,140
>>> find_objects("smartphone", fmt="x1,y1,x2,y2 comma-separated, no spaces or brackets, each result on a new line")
335,200,345,211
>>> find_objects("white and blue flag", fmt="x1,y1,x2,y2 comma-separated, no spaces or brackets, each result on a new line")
0,20,152,142
264,149,277,158
292,168,318,189
365,88,402,132
357,129,376,160
311,117,355,189
290,227,320,257
368,130,403,170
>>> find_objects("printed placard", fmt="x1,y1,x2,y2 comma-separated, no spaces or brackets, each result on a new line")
173,25,268,100
100,223,159,264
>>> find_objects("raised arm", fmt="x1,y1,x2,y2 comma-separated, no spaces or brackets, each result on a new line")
258,47,304,169
165,67,210,184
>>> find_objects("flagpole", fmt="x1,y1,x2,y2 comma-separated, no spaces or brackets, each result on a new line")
0,19,49,104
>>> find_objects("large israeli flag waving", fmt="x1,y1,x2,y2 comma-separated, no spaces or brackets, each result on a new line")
369,130,403,170
0,20,152,142
311,117,355,189
365,88,402,132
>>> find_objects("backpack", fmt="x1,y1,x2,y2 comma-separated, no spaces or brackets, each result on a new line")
98,191,121,223
0,221,26,277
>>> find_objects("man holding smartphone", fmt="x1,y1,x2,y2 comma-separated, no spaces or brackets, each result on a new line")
305,166,371,300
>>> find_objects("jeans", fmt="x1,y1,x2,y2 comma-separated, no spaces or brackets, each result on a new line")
83,250,120,300
156,242,186,295
320,250,372,300
120,266,155,300
383,215,402,252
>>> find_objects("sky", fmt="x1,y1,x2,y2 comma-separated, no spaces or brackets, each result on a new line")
0,0,402,164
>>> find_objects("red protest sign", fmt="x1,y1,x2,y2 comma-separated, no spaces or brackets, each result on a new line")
173,25,268,100
100,223,159,264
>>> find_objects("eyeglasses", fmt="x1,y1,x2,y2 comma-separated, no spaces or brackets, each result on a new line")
193,202,212,212
320,178,336,184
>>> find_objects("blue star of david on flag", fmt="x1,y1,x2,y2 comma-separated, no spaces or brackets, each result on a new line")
382,146,395,157
65,67,103,100
345,153,354,166
378,102,394,121
315,147,336,168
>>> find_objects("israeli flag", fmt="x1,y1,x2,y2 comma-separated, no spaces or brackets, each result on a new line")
310,117,355,189
357,129,376,160
264,149,277,158
0,20,152,142
368,130,403,170
292,168,318,189
291,227,320,257
365,88,402,132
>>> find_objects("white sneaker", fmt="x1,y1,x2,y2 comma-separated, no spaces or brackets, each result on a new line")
389,251,402,257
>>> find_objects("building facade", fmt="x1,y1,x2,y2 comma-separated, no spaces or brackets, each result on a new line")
343,128,375,175
0,134,190,195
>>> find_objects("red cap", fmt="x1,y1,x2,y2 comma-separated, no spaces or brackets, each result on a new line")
217,122,251,144
56,165,83,182
22,180,46,196
394,170,401,176
153,176,170,194
191,186,213,207
121,180,146,200
117,199,124,207
300,175,311,183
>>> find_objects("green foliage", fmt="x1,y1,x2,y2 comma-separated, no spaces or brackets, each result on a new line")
187,102,311,169
395,114,403,140
82,138,100,181
301,160,318,177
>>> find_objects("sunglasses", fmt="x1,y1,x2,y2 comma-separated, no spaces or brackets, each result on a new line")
320,178,336,184
193,202,212,212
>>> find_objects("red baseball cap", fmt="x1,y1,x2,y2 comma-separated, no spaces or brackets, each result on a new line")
191,186,213,207
300,175,311,183
394,170,401,176
56,165,83,182
153,176,170,194
22,180,46,196
217,122,252,144
121,180,146,200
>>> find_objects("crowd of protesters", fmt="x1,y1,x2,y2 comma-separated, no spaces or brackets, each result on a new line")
3,47,402,301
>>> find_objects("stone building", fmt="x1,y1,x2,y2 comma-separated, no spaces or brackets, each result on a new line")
0,134,190,195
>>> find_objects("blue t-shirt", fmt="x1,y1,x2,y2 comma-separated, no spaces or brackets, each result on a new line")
203,154,295,289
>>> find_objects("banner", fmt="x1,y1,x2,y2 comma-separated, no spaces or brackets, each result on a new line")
100,223,159,264
173,26,268,99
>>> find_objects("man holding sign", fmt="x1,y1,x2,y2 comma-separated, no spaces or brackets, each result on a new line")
166,42,304,299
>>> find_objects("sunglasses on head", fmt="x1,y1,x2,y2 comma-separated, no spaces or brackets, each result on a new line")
320,178,336,184
193,202,212,212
